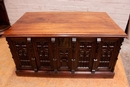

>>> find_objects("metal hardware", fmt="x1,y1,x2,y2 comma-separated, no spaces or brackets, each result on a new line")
97,38,101,42
34,69,38,72
51,38,55,42
72,38,76,42
92,70,95,72
94,59,98,61
71,70,75,73
31,58,35,60
53,58,57,61
71,59,75,61
92,58,98,73
27,38,31,42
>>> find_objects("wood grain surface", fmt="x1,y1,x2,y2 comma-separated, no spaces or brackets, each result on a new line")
3,12,127,37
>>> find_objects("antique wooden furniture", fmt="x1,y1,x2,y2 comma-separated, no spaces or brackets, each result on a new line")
3,12,127,78
0,0,10,34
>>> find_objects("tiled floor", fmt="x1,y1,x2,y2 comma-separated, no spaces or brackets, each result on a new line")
120,38,130,86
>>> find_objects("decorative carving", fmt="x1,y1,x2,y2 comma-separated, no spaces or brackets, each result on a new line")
76,38,96,71
58,49,71,70
57,38,72,70
14,40,32,68
78,42,91,68
36,41,51,68
98,42,115,68
99,42,115,68
6,37,123,77
95,38,123,72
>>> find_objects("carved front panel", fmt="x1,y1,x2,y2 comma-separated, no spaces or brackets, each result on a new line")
6,38,34,70
57,38,72,71
32,38,53,70
6,37,123,76
75,38,96,71
57,48,72,70
99,42,114,68
96,38,123,71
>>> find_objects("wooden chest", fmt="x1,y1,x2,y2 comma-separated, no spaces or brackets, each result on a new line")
3,12,127,78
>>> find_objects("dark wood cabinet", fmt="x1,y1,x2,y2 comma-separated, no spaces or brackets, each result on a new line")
6,37,123,77
3,12,127,78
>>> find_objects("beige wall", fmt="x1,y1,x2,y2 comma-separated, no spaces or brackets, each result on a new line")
4,0,130,31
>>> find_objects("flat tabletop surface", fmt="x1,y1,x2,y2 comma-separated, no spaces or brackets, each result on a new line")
3,12,127,37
